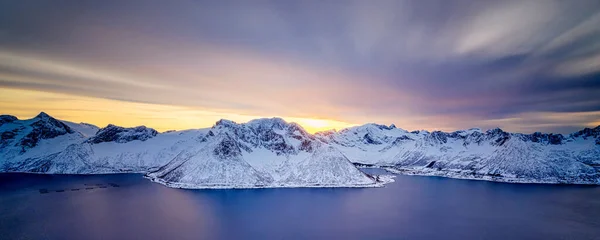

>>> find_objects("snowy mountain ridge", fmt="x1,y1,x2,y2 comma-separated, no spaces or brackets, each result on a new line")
316,123,600,184
146,117,378,188
0,113,384,188
1,112,599,186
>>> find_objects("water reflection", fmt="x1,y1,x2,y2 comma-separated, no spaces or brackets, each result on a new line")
0,173,599,240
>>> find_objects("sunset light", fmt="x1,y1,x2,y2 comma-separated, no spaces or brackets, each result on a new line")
0,88,355,133
1,1,600,239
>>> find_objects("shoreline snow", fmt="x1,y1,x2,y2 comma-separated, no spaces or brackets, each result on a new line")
382,166,600,185
145,174,395,189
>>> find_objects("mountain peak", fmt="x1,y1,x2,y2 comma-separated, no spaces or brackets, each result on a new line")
215,118,296,131
214,119,238,128
35,112,52,120
8,112,75,150
246,117,289,130
86,124,158,144
486,127,506,135
347,123,398,132
571,125,600,140
467,128,482,132
0,115,18,126
366,123,396,130
0,114,17,120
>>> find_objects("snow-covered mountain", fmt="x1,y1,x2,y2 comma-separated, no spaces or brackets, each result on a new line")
0,112,205,174
315,124,600,184
1,112,599,186
0,113,382,188
1,112,83,172
147,118,378,188
62,120,100,137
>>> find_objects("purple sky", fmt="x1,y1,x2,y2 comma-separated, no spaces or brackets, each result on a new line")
1,0,599,133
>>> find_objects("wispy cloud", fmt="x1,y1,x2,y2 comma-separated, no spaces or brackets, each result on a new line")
0,0,598,133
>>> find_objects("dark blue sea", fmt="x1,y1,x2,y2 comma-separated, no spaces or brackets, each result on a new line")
1,169,599,240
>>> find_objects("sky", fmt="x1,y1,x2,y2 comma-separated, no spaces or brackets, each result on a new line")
1,0,599,134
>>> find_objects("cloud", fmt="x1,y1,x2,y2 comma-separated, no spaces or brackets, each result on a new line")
536,12,600,56
0,0,599,133
0,45,415,121
554,53,600,76
0,51,168,89
454,1,560,57
481,111,600,133
0,88,358,133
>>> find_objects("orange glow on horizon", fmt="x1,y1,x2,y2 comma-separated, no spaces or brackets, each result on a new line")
281,117,357,133
0,88,356,134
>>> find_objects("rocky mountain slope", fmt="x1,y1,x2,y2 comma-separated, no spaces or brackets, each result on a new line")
1,112,599,186
0,113,381,188
1,112,204,174
315,124,600,184
147,118,378,188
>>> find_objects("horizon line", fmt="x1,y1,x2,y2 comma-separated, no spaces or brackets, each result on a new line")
3,111,598,136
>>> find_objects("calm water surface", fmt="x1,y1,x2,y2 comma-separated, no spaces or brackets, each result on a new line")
1,169,599,240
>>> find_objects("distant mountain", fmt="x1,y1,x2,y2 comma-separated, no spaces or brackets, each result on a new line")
315,123,600,184
61,120,100,137
1,112,599,186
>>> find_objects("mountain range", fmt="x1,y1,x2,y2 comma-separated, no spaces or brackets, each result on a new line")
1,112,599,188
316,123,599,184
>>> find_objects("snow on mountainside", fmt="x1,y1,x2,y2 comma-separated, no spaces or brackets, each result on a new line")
1,113,206,174
316,124,600,184
1,112,599,186
147,133,274,188
0,113,383,188
147,118,380,188
86,124,158,144
1,112,81,167
61,121,100,137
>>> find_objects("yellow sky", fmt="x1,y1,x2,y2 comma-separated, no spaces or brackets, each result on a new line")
0,88,357,133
